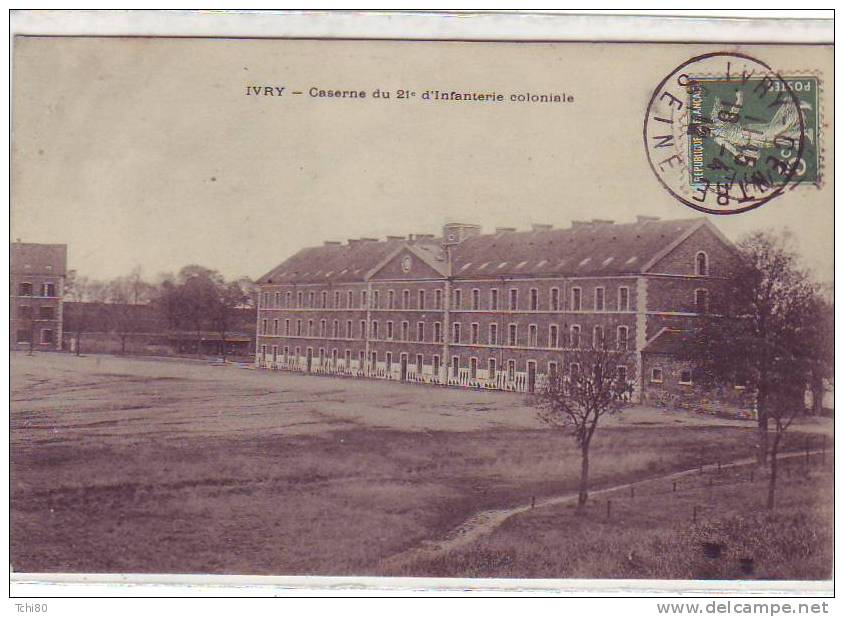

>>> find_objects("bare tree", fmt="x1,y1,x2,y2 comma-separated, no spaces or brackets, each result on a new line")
210,280,250,361
533,342,635,510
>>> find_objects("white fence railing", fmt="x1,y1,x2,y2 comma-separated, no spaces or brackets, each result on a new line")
255,356,540,393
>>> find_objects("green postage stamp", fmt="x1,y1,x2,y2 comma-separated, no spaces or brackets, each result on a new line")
687,75,821,188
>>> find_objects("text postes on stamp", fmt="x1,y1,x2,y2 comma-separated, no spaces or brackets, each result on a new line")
644,52,817,215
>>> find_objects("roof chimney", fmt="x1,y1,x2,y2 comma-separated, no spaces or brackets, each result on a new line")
495,227,516,234
637,215,661,223
531,224,553,231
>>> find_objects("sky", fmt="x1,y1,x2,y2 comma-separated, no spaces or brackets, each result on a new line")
11,38,834,284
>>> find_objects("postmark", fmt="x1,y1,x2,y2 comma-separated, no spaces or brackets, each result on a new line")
644,52,814,215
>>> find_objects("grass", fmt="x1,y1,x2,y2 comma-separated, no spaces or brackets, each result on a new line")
389,456,833,580
10,352,833,578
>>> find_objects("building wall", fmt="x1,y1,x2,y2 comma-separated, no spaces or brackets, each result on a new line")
10,248,66,351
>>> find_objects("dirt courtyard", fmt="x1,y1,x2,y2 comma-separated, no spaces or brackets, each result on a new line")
10,352,829,577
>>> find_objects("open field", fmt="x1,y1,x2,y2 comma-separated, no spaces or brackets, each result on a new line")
10,352,833,578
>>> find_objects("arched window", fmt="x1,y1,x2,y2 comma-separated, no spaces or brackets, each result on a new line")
695,251,708,276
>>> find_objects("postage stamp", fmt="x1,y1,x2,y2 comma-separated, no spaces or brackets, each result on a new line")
687,74,821,187
643,52,822,215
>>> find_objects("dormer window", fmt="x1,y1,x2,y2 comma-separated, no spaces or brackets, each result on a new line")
695,251,708,276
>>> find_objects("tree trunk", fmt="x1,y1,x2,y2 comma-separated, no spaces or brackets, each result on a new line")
756,391,769,466
578,442,590,510
767,432,782,510
811,371,825,415
220,330,227,362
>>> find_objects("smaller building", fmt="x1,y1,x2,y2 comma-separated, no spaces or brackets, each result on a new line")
10,242,67,351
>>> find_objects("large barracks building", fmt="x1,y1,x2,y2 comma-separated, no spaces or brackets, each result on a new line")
255,216,743,405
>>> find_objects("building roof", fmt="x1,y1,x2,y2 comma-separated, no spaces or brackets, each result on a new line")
258,217,711,284
10,242,68,275
641,328,696,355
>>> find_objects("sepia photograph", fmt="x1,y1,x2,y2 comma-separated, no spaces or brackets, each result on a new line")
7,10,835,600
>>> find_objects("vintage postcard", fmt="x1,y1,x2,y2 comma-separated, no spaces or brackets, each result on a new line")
9,15,834,598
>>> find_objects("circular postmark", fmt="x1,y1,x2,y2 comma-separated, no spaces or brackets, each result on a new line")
644,52,806,215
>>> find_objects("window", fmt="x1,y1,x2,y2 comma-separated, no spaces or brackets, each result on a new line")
471,323,479,344
42,283,56,297
346,320,352,337
38,306,55,320
361,290,367,309
386,321,394,339
651,367,664,383
360,320,366,339
570,325,581,348
297,291,303,307
434,321,442,342
261,319,268,335
16,329,31,343
489,323,498,345
488,358,497,379
308,291,315,307
345,349,351,367
283,346,289,361
618,287,630,311
331,349,338,368
453,322,461,343
373,290,380,309
273,319,279,335
508,324,517,346
332,320,339,337
550,288,560,311
507,360,516,381
433,355,441,376
490,288,499,310
319,320,326,337
617,365,628,385
347,290,353,308
695,289,709,313
416,354,423,374
417,322,425,341
274,292,280,307
617,325,629,350
696,251,708,276
548,361,559,383
509,289,518,310
472,289,480,310
286,292,292,307
593,325,604,349
435,289,442,309
595,287,605,311
571,287,582,311
319,349,326,366
528,324,538,347
453,289,462,309
285,319,291,335
401,321,409,341
296,319,302,336
570,362,581,378
18,305,32,319
452,356,459,378
680,369,693,385
41,329,54,344
403,289,410,309
371,320,379,339
549,324,559,348
388,290,395,309
358,350,365,367
272,346,278,362
261,345,267,360
370,351,377,369
418,289,426,309
386,352,392,372
530,288,539,311
334,291,340,308
470,357,478,379
19,282,32,296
